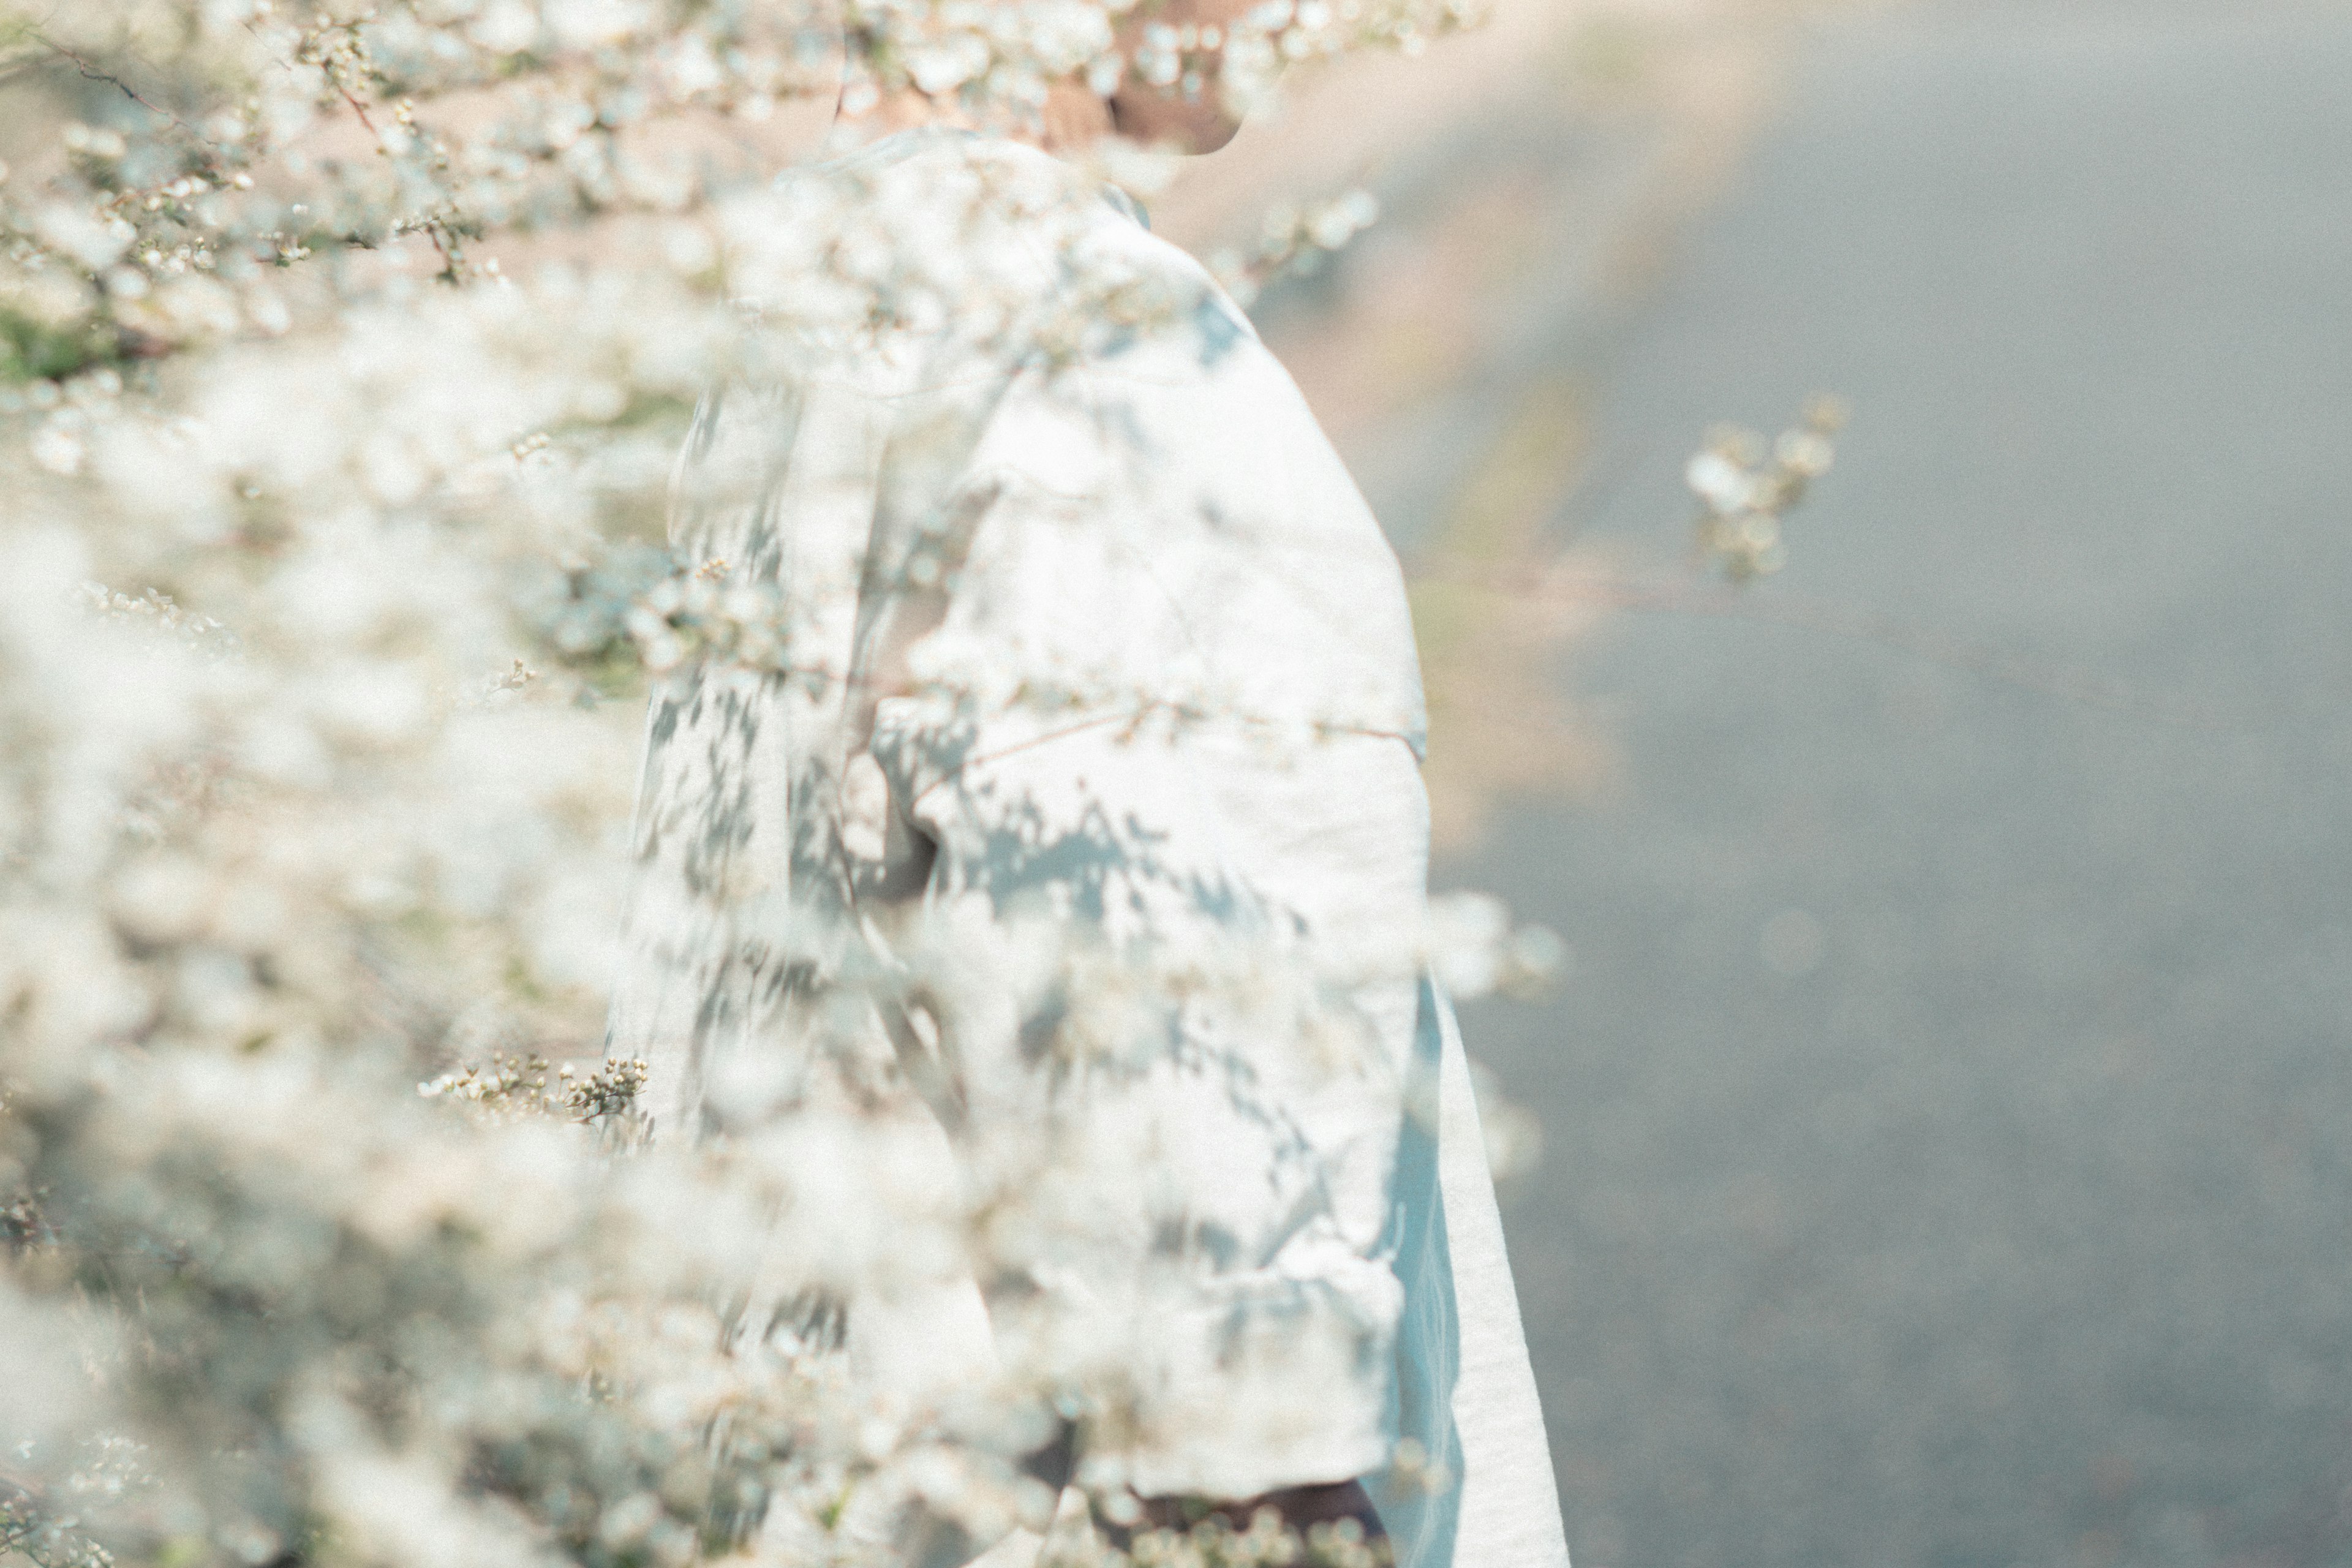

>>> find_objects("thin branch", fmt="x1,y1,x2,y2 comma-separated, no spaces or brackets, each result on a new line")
1411,558,2245,731
31,31,210,144
0,51,50,88
335,82,383,141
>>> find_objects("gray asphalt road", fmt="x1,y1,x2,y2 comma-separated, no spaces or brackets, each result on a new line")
1441,5,2352,1566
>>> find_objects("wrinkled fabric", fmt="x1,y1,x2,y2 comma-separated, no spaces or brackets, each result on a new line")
606,128,1567,1568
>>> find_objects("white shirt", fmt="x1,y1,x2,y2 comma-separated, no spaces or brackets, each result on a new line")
607,128,1568,1568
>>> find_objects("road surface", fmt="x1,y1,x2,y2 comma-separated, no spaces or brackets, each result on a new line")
1395,4,2352,1566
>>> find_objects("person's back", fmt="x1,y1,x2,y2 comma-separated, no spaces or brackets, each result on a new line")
609,124,1569,1568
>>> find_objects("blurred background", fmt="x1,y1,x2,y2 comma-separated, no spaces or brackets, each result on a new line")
1164,1,2352,1565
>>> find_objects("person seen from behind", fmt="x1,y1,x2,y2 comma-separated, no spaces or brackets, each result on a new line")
606,4,1571,1564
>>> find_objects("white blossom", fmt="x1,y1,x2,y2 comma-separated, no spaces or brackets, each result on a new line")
0,2,1494,1564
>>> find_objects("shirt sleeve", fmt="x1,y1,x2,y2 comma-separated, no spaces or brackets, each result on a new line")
1366,974,1578,1568
859,448,1434,1501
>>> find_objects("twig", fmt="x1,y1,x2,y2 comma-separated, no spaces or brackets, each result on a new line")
31,31,210,144
1411,558,2245,731
336,83,382,141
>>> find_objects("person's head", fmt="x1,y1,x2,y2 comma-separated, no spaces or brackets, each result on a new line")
1102,0,1262,155
837,0,1265,157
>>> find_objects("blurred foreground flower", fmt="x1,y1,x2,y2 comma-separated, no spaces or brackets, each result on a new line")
1688,394,1848,582
0,2,1555,1565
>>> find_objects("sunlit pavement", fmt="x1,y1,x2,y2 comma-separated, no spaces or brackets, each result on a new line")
1414,4,2352,1566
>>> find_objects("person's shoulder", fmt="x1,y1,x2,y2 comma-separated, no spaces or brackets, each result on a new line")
933,138,1270,390
718,129,1080,354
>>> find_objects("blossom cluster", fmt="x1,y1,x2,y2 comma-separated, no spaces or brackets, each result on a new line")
1686,394,1847,583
